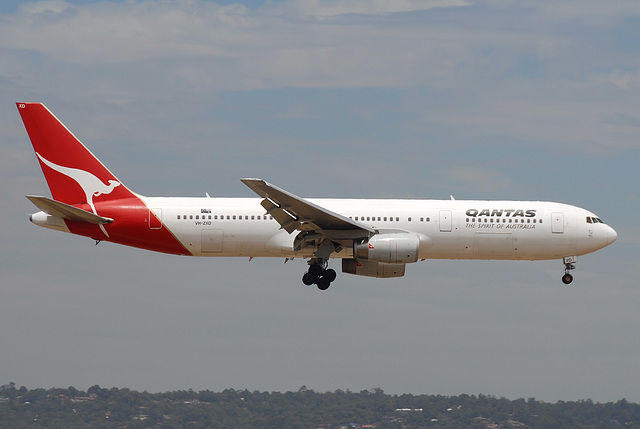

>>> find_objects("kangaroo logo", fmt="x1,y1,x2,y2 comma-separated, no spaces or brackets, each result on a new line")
36,152,120,237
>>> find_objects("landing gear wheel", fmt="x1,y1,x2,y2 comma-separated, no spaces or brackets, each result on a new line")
324,268,337,283
316,277,331,290
302,272,316,286
308,264,323,277
562,273,573,285
302,258,337,290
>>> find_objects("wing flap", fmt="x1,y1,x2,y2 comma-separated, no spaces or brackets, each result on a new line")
26,195,114,225
260,197,302,234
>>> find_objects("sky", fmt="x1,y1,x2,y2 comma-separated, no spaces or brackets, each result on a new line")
1,0,639,403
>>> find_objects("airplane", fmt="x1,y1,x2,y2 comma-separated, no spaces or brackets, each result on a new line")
17,102,617,290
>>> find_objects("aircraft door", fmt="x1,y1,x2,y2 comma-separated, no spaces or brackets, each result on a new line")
439,210,452,232
149,208,162,229
551,212,564,233
202,229,223,253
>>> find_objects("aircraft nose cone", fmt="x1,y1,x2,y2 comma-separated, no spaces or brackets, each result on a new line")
607,225,618,245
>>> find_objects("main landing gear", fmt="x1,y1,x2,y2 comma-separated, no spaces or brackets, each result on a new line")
302,258,337,290
562,256,577,284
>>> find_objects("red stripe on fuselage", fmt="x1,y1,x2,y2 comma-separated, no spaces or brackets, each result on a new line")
66,198,192,256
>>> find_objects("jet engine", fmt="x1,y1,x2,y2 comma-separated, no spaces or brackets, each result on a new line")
353,232,420,264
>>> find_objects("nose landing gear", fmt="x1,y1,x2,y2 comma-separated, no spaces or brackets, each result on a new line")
562,256,577,284
302,258,337,290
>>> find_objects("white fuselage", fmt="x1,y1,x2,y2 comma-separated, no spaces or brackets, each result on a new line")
135,197,616,261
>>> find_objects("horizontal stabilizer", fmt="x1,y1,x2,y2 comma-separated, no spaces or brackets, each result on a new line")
26,195,114,225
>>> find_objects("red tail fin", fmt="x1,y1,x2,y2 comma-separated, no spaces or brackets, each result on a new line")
17,103,136,206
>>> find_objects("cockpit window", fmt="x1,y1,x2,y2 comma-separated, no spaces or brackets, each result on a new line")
586,216,605,224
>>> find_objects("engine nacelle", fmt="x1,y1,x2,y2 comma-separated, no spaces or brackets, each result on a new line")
342,259,406,278
353,232,420,264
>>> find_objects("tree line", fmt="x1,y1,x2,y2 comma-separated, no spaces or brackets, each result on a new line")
1,383,639,428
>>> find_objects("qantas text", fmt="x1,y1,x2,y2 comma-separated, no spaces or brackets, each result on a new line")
466,209,536,218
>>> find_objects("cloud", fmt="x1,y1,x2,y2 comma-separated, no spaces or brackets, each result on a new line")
604,70,640,90
1,0,467,66
3,0,638,164
3,1,249,63
269,0,468,18
538,0,640,27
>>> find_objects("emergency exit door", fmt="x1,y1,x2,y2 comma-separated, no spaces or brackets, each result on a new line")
551,212,564,233
439,210,452,232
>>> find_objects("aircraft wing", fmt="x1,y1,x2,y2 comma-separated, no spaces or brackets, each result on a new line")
26,195,114,225
241,178,374,237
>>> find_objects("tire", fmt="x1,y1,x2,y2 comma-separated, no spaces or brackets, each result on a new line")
302,273,316,286
324,268,337,282
309,264,323,277
562,273,573,285
316,277,331,290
